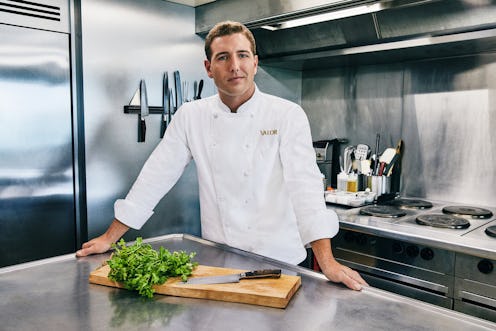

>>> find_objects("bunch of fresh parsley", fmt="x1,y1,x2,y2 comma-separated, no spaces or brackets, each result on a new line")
107,237,198,298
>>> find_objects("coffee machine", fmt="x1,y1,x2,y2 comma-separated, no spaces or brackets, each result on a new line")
313,138,348,189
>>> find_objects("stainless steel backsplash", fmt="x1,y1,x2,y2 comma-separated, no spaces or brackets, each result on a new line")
299,53,496,207
81,0,215,239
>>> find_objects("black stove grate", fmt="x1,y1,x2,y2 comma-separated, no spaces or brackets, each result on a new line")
442,206,493,219
485,225,496,238
359,205,407,218
385,198,433,210
416,214,470,229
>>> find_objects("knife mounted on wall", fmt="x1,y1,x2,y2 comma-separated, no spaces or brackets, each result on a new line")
160,72,171,138
128,79,149,142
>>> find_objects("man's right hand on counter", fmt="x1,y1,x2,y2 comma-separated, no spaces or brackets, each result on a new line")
75,218,129,257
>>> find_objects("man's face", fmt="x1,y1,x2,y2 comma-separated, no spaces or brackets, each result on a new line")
204,33,258,100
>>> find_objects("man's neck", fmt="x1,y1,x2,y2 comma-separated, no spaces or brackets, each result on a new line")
219,85,256,113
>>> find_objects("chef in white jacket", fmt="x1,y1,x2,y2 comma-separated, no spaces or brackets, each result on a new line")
77,21,366,291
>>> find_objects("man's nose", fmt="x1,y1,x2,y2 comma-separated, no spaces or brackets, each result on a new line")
229,57,240,72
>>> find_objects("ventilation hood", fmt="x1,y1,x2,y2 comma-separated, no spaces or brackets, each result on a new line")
196,0,496,70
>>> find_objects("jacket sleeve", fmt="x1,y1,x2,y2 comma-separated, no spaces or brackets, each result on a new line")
279,105,339,245
114,107,193,229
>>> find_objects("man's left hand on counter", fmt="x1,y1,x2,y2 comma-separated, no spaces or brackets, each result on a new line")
311,238,368,291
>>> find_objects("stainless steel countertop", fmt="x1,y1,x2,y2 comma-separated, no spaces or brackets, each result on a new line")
1,234,495,331
329,205,496,260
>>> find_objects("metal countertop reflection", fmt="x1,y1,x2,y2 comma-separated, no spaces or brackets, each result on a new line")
1,234,495,331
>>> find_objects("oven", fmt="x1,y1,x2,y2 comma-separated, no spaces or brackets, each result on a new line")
453,220,496,322
331,198,496,322
333,229,455,308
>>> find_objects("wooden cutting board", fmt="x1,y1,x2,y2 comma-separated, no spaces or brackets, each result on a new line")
89,264,301,308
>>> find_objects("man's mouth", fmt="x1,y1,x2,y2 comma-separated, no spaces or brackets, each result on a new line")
228,76,245,82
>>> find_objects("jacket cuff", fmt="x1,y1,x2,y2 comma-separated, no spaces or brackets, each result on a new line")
299,209,339,245
114,199,154,230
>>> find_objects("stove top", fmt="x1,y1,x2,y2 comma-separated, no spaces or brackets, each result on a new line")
339,198,496,239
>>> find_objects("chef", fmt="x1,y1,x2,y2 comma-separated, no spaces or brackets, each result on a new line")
77,20,367,291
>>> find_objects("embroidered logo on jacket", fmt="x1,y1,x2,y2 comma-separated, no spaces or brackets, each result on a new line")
260,129,278,136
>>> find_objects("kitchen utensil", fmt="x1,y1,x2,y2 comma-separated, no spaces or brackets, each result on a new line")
138,79,148,142
89,264,300,308
160,72,170,138
193,80,197,101
373,133,380,174
195,79,204,99
384,139,403,176
182,81,189,102
354,144,369,160
174,70,182,111
379,148,396,164
182,269,281,285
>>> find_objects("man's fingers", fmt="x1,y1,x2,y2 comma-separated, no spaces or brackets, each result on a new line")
340,268,368,291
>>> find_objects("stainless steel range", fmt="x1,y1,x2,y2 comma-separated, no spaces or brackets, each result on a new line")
331,198,496,322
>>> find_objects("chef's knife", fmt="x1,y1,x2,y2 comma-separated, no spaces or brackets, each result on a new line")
195,79,203,100
174,70,182,112
182,269,281,285
160,72,169,138
138,79,149,143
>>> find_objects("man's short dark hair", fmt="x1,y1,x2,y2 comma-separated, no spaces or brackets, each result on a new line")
204,21,257,61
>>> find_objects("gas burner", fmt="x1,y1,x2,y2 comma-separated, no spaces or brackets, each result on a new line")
416,214,470,229
442,206,493,219
485,226,496,238
359,205,407,218
385,198,433,210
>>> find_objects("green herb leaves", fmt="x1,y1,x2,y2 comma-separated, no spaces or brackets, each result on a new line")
107,237,198,298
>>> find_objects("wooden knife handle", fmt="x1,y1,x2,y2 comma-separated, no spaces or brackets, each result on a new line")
242,269,281,279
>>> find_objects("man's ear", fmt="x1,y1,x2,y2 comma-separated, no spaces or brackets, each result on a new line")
204,59,213,78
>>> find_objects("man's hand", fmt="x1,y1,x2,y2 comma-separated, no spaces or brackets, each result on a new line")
75,218,129,257
311,238,368,291
76,236,112,257
320,258,367,291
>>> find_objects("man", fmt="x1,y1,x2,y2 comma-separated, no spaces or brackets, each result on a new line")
77,21,366,291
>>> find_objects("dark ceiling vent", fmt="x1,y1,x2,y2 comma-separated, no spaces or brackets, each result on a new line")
0,0,60,21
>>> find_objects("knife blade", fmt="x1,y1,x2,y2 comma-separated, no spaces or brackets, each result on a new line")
182,269,281,285
174,70,182,112
138,79,149,142
160,72,169,138
196,79,203,100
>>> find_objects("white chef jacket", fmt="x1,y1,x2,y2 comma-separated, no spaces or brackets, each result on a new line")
115,86,339,264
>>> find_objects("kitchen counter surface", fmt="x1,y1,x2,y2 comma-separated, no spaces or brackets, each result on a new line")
1,234,495,331
328,204,496,259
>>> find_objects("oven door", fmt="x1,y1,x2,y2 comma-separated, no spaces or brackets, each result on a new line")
337,258,453,308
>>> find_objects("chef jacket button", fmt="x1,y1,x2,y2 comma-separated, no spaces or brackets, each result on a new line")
245,200,249,204
243,171,249,177
245,144,250,149
250,114,254,118
213,114,218,119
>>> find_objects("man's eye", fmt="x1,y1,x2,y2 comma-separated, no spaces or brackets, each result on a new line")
239,53,249,58
217,55,228,61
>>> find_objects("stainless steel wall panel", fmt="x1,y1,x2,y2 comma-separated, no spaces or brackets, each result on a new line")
402,54,496,204
81,0,215,240
302,53,496,206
